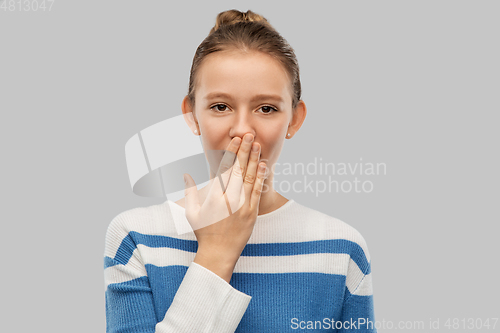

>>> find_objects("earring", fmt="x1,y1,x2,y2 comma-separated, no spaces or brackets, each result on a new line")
286,133,291,138
194,129,198,135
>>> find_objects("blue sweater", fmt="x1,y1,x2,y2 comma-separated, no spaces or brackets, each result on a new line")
104,199,376,332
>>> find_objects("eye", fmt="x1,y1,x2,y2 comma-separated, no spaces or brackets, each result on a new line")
210,104,278,114
259,105,278,114
210,104,230,112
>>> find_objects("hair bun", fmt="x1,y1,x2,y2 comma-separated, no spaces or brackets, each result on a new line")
210,9,270,35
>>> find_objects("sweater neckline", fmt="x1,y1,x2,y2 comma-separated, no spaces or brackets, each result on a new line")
166,198,295,219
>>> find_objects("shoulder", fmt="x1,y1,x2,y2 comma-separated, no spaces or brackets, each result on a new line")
290,201,372,262
104,200,191,257
105,203,158,237
106,200,187,234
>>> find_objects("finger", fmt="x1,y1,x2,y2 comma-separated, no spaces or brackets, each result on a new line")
250,162,267,212
217,137,241,179
217,138,240,193
223,155,245,214
242,141,260,207
236,133,254,182
206,137,241,199
224,133,254,205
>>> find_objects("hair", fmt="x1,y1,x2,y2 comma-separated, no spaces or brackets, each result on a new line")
187,9,302,110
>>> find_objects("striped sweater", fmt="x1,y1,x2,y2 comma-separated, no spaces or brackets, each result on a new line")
104,199,376,332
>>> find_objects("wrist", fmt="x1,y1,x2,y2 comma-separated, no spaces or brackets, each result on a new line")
193,251,237,283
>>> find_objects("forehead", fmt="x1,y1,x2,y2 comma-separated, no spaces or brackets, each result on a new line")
196,50,292,103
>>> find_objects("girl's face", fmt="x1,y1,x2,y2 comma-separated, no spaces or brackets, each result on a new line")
186,49,301,179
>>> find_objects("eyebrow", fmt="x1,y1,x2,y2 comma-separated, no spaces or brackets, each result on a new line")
203,92,284,103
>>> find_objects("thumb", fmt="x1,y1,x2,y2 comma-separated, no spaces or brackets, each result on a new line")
183,173,200,213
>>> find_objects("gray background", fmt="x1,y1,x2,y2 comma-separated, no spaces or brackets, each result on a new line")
1,0,498,332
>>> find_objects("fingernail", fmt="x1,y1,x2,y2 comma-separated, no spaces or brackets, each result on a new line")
245,134,253,142
234,137,242,145
252,143,259,152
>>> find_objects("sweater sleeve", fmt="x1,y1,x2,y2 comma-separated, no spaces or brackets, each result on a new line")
104,214,251,333
339,235,377,333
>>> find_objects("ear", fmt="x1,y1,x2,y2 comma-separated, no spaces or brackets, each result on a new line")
287,100,307,138
181,96,199,134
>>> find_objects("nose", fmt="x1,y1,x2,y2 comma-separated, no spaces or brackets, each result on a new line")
229,110,256,140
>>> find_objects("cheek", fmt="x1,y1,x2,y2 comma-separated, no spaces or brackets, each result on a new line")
197,116,225,138
259,132,285,160
260,121,287,142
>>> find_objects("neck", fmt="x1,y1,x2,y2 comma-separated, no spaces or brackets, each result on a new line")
256,176,286,215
